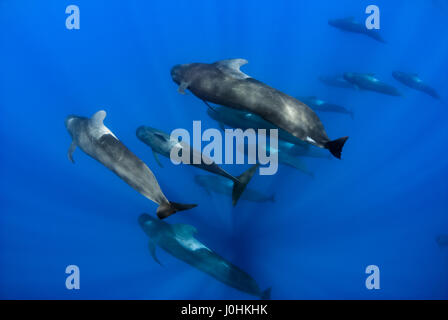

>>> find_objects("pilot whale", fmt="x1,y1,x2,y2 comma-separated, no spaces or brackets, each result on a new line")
194,175,275,203
139,213,271,299
392,71,440,99
298,96,354,119
328,17,386,43
171,59,348,159
318,74,358,90
65,110,196,219
136,125,257,206
237,142,314,177
344,72,402,96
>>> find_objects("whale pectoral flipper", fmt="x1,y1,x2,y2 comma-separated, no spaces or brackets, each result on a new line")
148,241,162,266
67,141,76,163
152,149,164,168
156,201,197,219
178,81,190,94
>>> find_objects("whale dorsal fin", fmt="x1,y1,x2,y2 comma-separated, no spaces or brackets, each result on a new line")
172,224,197,238
91,110,107,126
214,58,250,79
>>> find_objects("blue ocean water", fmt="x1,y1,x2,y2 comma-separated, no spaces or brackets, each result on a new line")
1,0,448,299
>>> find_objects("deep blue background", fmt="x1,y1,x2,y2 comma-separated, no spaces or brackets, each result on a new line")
1,0,447,299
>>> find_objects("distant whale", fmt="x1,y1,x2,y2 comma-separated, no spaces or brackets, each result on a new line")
392,71,440,99
298,96,354,119
194,175,275,203
136,125,257,206
139,213,271,299
65,110,196,219
279,140,332,159
436,235,448,247
318,75,358,90
237,142,314,177
171,59,348,159
344,72,402,96
328,17,386,43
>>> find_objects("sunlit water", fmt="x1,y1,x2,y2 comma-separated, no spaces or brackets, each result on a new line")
1,0,447,299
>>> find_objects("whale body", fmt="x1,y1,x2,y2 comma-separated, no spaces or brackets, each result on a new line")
298,96,354,119
171,59,348,159
139,213,271,299
392,71,440,99
136,125,257,206
328,17,386,43
344,72,402,96
319,74,358,90
65,110,196,219
194,174,275,203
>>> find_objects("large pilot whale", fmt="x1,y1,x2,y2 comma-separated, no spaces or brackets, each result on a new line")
139,213,271,299
171,59,349,159
392,71,440,99
136,125,257,206
65,110,196,219
344,72,402,96
328,17,386,43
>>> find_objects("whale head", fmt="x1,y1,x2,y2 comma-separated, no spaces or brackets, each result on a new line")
170,64,191,85
65,115,83,138
136,125,172,150
138,213,163,238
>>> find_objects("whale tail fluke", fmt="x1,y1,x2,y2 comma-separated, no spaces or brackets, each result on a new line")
325,136,349,159
232,164,259,206
349,111,355,120
156,201,197,219
261,287,271,300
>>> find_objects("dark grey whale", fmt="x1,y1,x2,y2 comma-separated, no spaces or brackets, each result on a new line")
136,125,257,206
194,175,275,203
392,71,440,99
65,110,196,219
344,72,402,96
139,213,271,299
328,17,386,43
298,96,354,119
319,74,358,90
171,59,348,159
